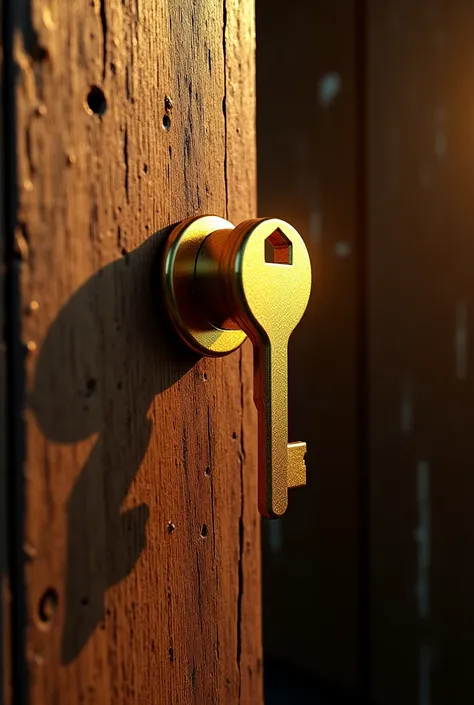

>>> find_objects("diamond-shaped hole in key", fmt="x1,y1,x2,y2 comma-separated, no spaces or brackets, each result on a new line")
264,228,293,265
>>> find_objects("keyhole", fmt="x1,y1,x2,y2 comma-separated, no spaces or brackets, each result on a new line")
264,228,293,265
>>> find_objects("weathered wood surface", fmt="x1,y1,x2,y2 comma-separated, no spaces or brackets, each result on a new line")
9,0,261,702
369,2,474,703
257,0,362,693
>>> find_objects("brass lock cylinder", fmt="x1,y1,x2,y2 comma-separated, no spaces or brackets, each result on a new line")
194,226,241,331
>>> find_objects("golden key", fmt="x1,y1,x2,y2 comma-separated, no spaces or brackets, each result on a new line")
162,216,312,518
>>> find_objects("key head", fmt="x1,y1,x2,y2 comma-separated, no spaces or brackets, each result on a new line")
226,218,311,517
230,218,311,343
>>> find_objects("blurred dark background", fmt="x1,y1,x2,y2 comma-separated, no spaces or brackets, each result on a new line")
258,1,474,704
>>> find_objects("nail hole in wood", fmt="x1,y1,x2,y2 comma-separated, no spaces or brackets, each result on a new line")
85,86,107,116
168,521,175,534
86,378,97,397
162,114,171,131
201,524,208,538
38,588,59,626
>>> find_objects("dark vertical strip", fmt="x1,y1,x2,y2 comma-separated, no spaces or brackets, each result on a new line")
2,0,28,702
0,0,6,692
99,0,107,81
355,1,370,702
222,0,228,220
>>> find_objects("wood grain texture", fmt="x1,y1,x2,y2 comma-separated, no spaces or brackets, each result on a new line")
257,0,361,692
225,3,262,704
10,0,261,702
369,2,474,703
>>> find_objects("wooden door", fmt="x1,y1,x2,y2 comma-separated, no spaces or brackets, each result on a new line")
2,1,262,703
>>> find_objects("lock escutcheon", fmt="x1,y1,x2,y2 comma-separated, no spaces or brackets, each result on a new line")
162,215,312,518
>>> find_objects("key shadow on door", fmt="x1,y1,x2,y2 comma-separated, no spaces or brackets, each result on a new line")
30,227,197,664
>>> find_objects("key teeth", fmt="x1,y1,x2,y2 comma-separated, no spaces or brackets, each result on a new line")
287,441,307,488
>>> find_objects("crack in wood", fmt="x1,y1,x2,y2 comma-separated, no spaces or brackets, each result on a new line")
222,0,229,219
236,349,245,699
99,0,107,81
123,127,129,203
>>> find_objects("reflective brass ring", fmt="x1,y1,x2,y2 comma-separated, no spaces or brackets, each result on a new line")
162,215,248,356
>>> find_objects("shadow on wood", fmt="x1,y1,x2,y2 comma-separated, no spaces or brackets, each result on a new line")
29,227,196,664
